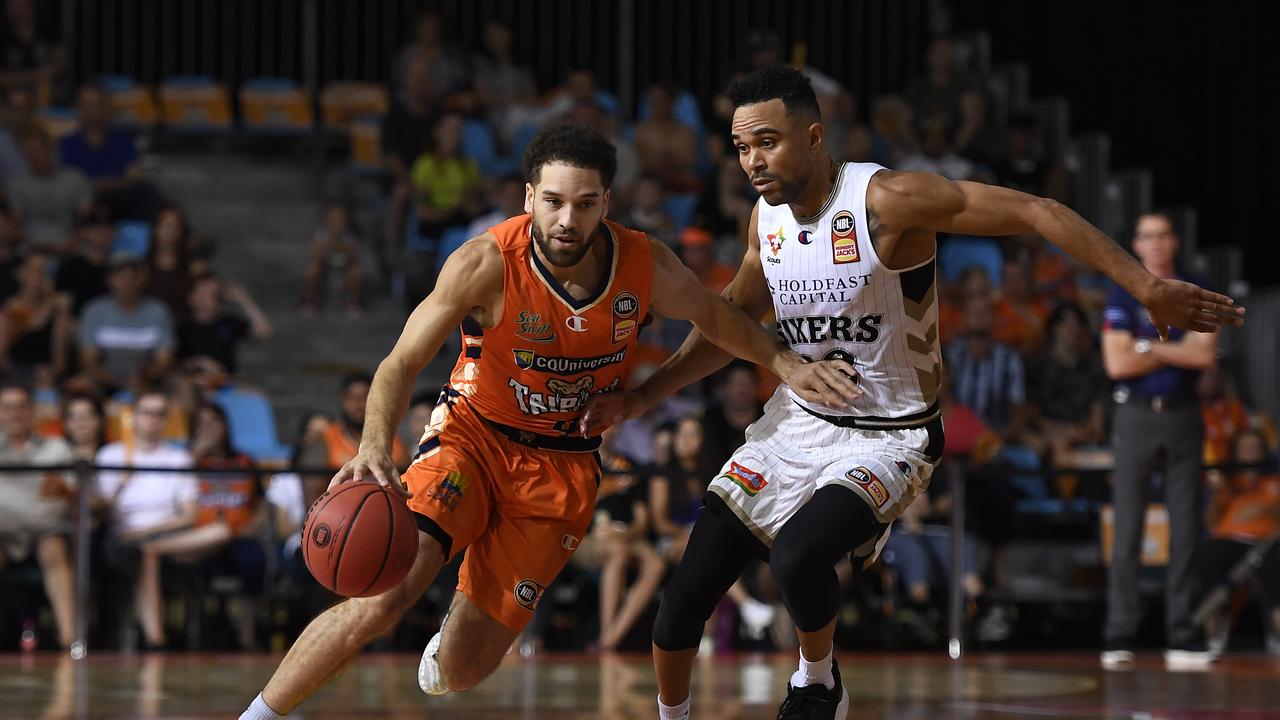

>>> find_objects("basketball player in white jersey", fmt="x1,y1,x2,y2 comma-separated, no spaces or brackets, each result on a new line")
582,65,1243,720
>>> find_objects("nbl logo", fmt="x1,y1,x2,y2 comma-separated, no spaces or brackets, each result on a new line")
613,292,638,318
833,214,854,236
311,524,332,549
514,579,547,610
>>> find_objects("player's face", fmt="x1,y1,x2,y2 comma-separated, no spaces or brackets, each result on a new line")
526,162,610,268
731,99,820,206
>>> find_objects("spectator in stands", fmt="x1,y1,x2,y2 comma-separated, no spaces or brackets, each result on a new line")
94,388,195,649
177,273,272,382
411,113,483,235
1100,211,1218,669
693,157,752,241
4,126,91,252
473,21,537,140
54,220,110,314
903,36,983,154
1200,429,1280,655
1200,363,1250,471
297,372,408,507
0,0,66,103
77,251,175,394
992,258,1050,356
650,415,775,647
1008,234,1078,307
391,10,471,110
564,99,639,197
382,50,437,273
625,175,675,245
266,411,331,585
996,113,1070,204
635,83,700,193
592,424,665,650
0,89,29,187
301,202,363,317
140,403,265,650
61,392,103,462
939,265,993,346
400,390,435,458
946,293,1034,447
0,251,71,383
881,491,982,624
678,226,735,295
0,200,22,302
1028,302,1109,468
699,362,763,468
897,113,978,181
59,85,165,223
0,381,75,649
145,206,204,316
465,174,525,240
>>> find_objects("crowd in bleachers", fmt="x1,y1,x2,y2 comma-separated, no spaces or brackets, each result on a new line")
2,5,1279,658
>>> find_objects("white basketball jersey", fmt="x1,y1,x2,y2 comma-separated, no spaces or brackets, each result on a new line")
757,162,942,421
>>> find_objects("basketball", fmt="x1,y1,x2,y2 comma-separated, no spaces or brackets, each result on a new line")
302,482,419,597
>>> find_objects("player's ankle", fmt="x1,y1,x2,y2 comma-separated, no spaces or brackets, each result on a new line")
657,692,691,720
240,692,284,720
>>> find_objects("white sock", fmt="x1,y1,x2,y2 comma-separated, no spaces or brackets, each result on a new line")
790,648,834,689
657,693,691,720
240,693,283,720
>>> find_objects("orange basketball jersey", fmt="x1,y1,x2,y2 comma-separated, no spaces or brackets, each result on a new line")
447,214,654,439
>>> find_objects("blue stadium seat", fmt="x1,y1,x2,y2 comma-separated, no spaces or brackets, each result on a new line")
664,194,700,234
159,76,233,131
240,77,314,134
435,225,471,274
214,388,291,463
938,235,1004,288
113,220,152,256
461,119,516,176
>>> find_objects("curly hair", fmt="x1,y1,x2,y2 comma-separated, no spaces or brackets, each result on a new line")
520,123,617,188
726,65,821,119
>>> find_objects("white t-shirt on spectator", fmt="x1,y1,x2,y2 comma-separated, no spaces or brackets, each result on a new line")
95,441,196,534
266,472,305,556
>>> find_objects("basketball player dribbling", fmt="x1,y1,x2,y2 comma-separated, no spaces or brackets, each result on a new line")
582,66,1245,720
238,123,860,719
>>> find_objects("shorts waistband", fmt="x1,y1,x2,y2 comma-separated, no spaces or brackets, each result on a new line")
796,401,942,431
477,413,601,453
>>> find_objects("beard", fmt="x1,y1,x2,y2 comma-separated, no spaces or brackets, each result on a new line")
752,167,807,207
531,218,596,268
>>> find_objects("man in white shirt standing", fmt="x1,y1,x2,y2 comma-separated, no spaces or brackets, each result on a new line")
95,388,194,649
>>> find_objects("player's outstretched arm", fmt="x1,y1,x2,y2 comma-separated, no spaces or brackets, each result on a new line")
332,235,504,497
870,171,1245,340
646,238,861,409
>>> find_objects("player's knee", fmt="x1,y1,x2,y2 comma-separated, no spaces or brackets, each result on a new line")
652,582,711,651
351,593,409,639
770,529,822,592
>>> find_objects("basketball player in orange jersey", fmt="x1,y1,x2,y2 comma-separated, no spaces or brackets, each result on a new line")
238,123,860,719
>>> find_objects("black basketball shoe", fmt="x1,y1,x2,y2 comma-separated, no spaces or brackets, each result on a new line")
776,656,850,719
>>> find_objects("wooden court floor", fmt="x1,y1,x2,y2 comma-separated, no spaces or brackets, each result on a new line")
3,651,1280,719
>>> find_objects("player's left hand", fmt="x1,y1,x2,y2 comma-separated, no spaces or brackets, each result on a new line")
1146,278,1244,340
785,358,863,410
579,390,645,437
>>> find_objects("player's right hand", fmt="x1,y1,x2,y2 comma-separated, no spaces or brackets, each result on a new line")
580,390,646,437
786,358,863,410
329,449,412,499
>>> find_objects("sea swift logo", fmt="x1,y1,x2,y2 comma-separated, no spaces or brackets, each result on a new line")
515,311,555,343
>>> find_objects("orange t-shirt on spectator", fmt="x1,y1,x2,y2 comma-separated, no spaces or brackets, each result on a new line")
1203,398,1248,467
701,264,736,295
321,421,409,470
195,454,260,535
1212,474,1280,542
993,298,1050,356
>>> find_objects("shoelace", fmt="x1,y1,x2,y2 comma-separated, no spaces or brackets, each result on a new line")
776,684,831,719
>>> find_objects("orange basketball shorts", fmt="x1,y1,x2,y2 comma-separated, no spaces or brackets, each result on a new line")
403,396,599,632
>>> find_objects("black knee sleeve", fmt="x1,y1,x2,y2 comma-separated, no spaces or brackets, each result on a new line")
652,497,759,651
771,485,882,633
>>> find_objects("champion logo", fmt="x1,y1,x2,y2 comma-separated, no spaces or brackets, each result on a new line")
565,315,588,333
798,230,813,245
